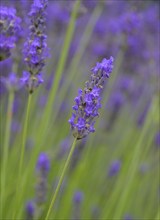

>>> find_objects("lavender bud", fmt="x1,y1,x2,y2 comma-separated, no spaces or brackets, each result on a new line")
73,191,84,204
25,201,35,220
0,6,22,61
36,152,50,174
69,56,114,139
108,160,121,177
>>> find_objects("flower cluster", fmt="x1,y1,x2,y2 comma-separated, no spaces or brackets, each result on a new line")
0,6,21,61
69,57,114,139
22,0,49,93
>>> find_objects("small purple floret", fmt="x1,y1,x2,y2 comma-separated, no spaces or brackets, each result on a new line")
73,191,84,204
36,152,50,173
108,160,121,177
25,201,35,220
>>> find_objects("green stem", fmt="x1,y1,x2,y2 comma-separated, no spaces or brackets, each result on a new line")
19,94,32,177
45,138,77,220
13,94,32,219
1,91,14,218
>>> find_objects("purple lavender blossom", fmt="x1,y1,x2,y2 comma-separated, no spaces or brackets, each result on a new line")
73,191,84,204
0,6,21,61
25,201,35,220
69,57,114,139
36,152,50,173
1,72,23,91
108,160,121,177
22,0,49,93
21,71,44,92
36,152,50,206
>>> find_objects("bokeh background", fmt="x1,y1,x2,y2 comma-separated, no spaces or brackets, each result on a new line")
0,0,159,220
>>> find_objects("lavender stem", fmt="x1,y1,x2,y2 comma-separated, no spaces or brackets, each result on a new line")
45,138,77,220
13,94,32,219
1,91,14,218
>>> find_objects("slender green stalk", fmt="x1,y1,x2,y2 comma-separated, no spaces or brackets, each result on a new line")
45,138,77,220
13,94,32,219
1,91,14,218
19,94,32,178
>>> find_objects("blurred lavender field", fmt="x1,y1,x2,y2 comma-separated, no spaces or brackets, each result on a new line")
0,0,159,220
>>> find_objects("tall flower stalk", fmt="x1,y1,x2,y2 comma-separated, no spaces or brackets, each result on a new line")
14,0,49,218
45,57,114,219
45,138,77,220
1,90,14,218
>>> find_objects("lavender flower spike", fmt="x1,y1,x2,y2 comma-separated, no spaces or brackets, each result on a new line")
0,6,21,61
22,0,49,93
36,153,50,206
69,56,114,139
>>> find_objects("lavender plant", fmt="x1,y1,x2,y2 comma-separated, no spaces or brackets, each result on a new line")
0,1,159,220
45,57,114,219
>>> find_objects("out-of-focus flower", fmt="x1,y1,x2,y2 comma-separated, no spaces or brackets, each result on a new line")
73,191,84,204
69,57,114,139
91,206,100,220
72,191,84,220
25,201,35,220
108,160,121,177
123,214,134,220
1,72,23,91
22,0,49,93
35,152,50,206
0,6,21,61
36,152,50,174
